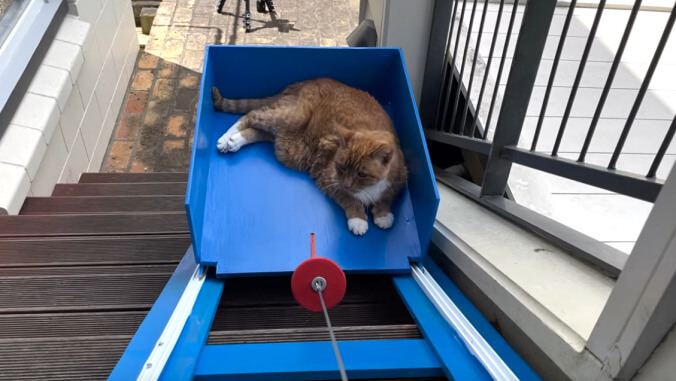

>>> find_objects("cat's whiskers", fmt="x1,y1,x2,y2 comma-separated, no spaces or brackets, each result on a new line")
324,181,341,194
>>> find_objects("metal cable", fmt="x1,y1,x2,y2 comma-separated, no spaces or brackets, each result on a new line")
315,280,348,381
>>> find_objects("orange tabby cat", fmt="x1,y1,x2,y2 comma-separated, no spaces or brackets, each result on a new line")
212,78,408,236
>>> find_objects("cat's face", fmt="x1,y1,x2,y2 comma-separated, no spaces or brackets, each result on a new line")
332,131,393,194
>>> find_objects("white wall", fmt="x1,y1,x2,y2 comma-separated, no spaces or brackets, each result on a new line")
0,0,138,213
363,0,435,103
635,323,676,380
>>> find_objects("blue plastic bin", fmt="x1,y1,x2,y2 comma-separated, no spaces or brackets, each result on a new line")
186,46,439,277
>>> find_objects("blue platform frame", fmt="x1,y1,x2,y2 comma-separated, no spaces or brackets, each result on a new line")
111,252,540,381
113,45,537,381
186,46,440,277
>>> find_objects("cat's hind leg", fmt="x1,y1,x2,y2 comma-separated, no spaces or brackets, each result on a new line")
238,104,309,135
217,102,307,153
219,128,273,153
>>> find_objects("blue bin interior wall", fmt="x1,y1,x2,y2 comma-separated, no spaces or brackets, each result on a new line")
186,46,439,275
185,47,214,262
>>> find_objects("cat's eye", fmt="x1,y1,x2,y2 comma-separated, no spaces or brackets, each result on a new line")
336,163,346,172
357,171,368,178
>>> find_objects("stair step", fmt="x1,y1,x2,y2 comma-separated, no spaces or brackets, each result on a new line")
0,311,147,341
78,172,188,184
0,337,130,380
53,182,186,196
208,324,421,345
0,264,179,277
20,196,185,214
0,234,189,267
0,213,188,238
0,272,172,313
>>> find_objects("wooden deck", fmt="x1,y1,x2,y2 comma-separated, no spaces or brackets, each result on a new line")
0,172,422,380
0,172,187,379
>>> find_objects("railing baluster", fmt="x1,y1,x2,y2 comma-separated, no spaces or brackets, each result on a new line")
469,0,507,139
481,0,558,197
531,0,578,152
482,0,520,140
420,0,458,132
647,115,676,179
551,0,606,157
460,0,490,137
450,0,480,134
578,0,642,162
609,4,676,170
440,0,469,132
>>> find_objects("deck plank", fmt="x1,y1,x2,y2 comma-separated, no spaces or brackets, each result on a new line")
0,272,172,313
20,196,185,214
0,213,188,237
0,337,130,380
0,235,189,267
78,172,188,183
0,311,148,340
52,182,186,196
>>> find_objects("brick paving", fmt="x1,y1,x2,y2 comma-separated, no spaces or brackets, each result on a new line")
103,0,359,173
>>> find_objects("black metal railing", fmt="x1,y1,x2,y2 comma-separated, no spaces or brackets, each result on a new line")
419,0,676,276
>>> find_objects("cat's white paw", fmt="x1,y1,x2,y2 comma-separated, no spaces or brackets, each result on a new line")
217,133,230,152
216,121,243,153
225,132,248,152
374,213,394,229
348,218,368,236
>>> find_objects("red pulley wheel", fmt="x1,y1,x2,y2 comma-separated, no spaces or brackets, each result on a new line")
291,257,346,312
291,234,346,312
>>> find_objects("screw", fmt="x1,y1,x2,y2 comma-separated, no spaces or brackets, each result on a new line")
312,276,326,292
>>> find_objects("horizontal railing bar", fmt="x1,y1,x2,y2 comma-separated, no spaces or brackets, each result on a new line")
435,170,626,276
425,129,492,155
503,146,663,202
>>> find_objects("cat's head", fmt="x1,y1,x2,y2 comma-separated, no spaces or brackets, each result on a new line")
330,126,395,193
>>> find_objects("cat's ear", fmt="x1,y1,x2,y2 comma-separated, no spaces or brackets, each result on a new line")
334,124,354,144
372,143,393,165
319,135,343,152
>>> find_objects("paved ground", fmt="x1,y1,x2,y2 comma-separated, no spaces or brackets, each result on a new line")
103,0,359,172
0,0,12,19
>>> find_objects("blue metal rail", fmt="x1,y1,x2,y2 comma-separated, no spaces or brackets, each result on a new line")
110,249,540,380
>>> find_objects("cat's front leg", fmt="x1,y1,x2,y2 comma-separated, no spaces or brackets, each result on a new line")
334,194,368,236
372,198,395,230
